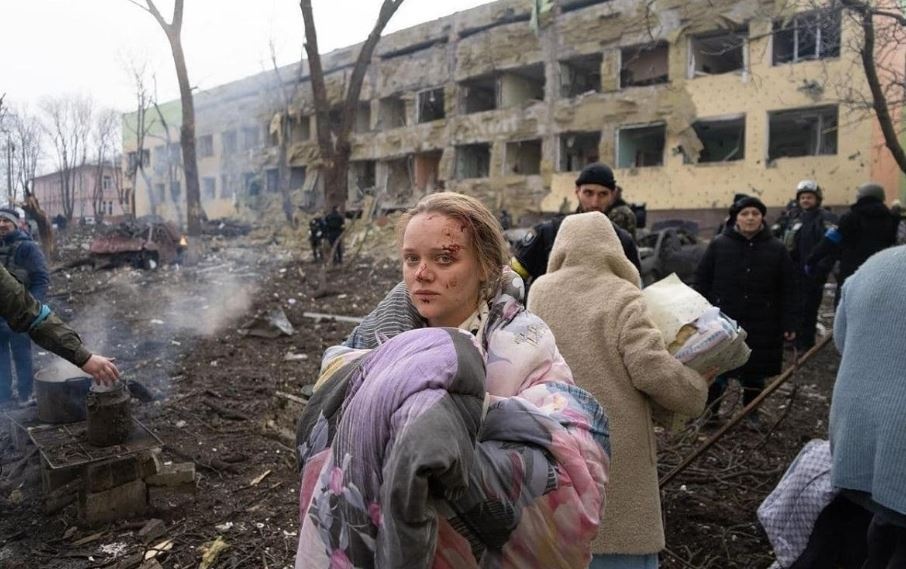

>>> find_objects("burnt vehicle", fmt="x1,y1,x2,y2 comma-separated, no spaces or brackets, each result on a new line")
89,218,183,269
638,221,707,287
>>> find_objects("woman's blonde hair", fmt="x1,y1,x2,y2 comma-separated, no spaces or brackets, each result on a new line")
397,192,510,295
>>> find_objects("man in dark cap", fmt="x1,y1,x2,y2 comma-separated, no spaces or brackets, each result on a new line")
511,163,640,290
0,205,48,403
807,181,898,306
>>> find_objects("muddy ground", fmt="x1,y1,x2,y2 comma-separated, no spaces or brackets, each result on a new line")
0,226,840,568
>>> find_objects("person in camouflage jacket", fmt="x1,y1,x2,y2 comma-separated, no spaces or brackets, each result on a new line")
606,186,637,240
0,264,118,392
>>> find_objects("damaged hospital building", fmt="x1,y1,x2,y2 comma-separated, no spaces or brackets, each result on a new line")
122,0,905,227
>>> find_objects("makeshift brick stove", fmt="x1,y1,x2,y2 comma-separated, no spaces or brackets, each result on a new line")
8,377,196,526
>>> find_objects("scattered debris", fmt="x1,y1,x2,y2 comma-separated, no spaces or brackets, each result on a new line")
239,308,295,338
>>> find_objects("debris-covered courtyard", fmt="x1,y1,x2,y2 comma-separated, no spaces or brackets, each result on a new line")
0,224,842,569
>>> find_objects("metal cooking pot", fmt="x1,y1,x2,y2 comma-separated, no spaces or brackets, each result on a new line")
34,369,92,424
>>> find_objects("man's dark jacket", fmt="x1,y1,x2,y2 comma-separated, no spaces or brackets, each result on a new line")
807,197,898,284
513,212,640,283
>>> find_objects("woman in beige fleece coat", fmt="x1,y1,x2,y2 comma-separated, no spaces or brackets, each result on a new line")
528,212,709,569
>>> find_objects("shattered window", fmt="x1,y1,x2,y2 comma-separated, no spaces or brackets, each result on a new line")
504,139,543,175
455,143,491,179
292,115,312,142
620,43,669,88
773,9,841,65
559,132,600,172
379,96,407,130
689,117,746,163
417,88,445,123
220,174,233,198
197,134,214,158
499,64,545,107
617,124,666,168
170,181,181,201
689,30,747,77
222,130,237,155
354,103,372,133
242,126,260,150
203,177,216,199
243,172,259,195
560,54,602,98
266,169,279,193
350,160,376,190
460,75,498,114
768,105,838,160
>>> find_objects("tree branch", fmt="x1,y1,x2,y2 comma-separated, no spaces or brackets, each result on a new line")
339,0,405,137
841,0,906,174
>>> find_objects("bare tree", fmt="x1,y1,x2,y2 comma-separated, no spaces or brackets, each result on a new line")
12,112,42,200
837,0,906,175
123,59,157,217
91,108,120,220
40,94,94,222
4,104,54,253
299,0,405,211
268,41,303,226
129,0,206,235
1,94,12,203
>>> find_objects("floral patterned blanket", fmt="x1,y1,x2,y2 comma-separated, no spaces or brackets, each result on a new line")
295,325,610,568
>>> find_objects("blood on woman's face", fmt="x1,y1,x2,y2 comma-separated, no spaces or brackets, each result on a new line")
401,213,483,328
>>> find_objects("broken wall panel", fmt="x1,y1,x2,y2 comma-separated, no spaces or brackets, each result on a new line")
378,45,449,96
455,22,541,80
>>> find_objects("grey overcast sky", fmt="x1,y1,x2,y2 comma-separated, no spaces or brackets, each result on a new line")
0,0,492,113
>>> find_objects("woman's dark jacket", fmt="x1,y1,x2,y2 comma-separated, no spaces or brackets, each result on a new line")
695,225,799,378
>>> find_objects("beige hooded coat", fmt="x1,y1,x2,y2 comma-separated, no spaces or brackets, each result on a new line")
527,212,708,555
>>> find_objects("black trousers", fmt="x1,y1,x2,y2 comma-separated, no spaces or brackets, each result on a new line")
706,375,765,412
792,492,906,569
789,494,871,569
797,274,826,350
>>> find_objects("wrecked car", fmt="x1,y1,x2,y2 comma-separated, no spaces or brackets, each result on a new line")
89,219,183,269
638,221,707,287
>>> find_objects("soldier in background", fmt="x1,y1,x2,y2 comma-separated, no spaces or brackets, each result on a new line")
323,207,345,265
309,216,324,263
783,180,836,351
